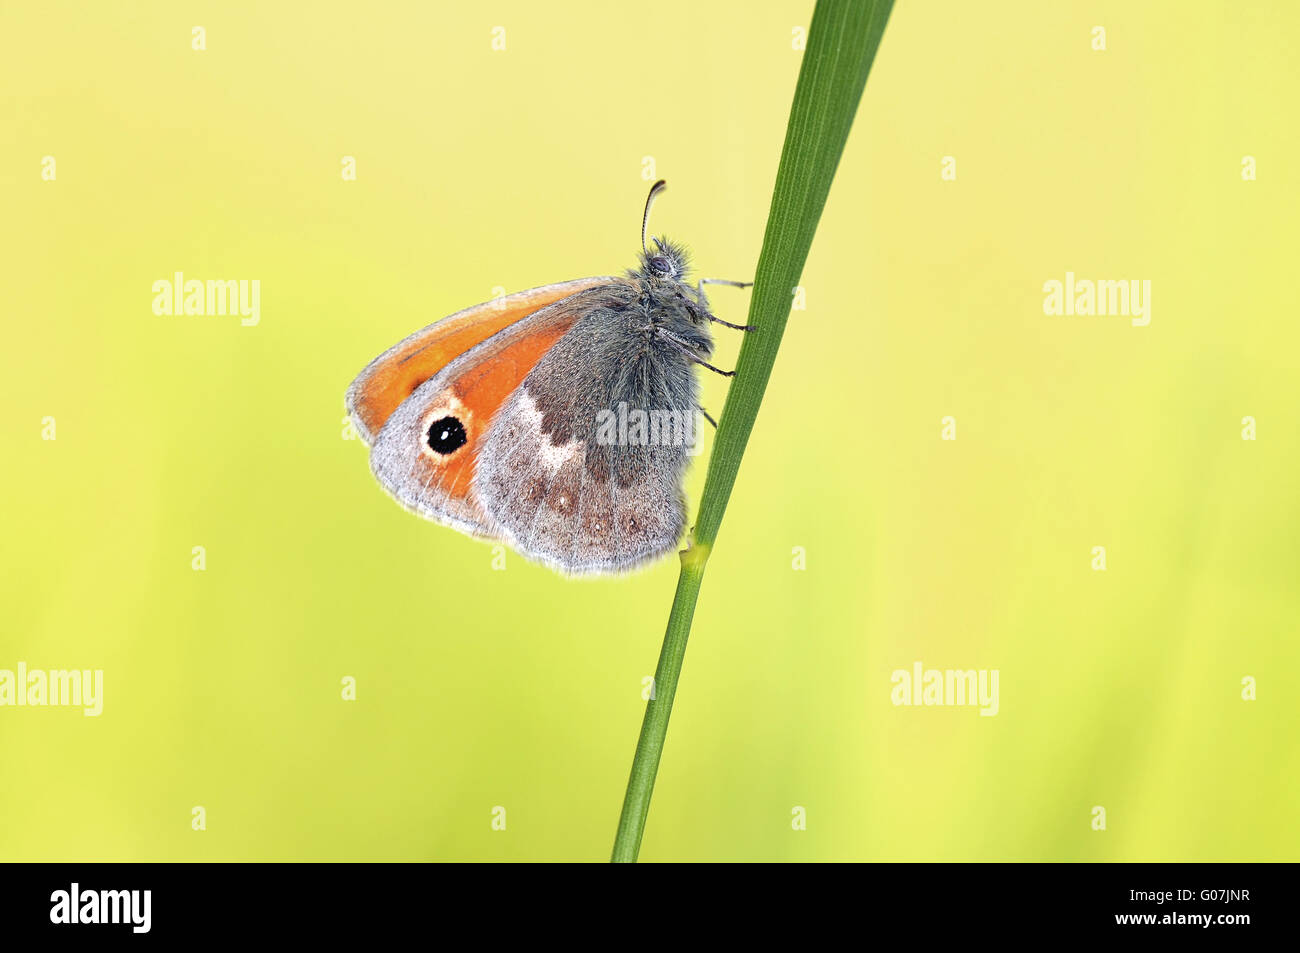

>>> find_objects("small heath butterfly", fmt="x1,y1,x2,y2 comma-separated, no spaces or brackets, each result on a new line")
345,181,752,574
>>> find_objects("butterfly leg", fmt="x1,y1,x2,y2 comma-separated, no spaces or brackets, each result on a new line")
698,406,718,428
699,277,753,291
697,278,757,331
656,327,735,377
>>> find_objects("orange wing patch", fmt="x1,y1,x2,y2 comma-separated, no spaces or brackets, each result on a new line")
346,278,611,443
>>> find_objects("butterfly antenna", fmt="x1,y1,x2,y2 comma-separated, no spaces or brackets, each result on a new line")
642,179,667,256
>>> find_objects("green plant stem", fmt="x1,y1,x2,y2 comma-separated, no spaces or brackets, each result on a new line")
610,542,710,863
611,0,895,863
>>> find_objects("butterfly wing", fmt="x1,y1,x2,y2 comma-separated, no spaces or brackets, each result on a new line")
475,286,698,574
357,280,624,538
346,278,612,444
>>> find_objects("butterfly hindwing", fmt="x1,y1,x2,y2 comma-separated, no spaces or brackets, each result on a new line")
475,285,696,573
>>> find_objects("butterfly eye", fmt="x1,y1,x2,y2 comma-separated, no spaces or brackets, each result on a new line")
650,256,670,274
426,415,467,454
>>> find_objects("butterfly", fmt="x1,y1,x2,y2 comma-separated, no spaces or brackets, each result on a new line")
345,181,752,574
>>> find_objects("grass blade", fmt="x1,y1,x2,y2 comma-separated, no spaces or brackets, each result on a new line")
611,0,896,862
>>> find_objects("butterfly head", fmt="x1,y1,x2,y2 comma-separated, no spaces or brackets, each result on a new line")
635,179,690,284
638,236,690,282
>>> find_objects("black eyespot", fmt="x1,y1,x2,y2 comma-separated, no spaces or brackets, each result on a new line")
426,416,467,454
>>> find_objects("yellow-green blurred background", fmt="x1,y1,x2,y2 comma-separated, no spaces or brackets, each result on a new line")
2,1,1296,861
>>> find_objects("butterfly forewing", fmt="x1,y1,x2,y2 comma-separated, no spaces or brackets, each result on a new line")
359,281,624,540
